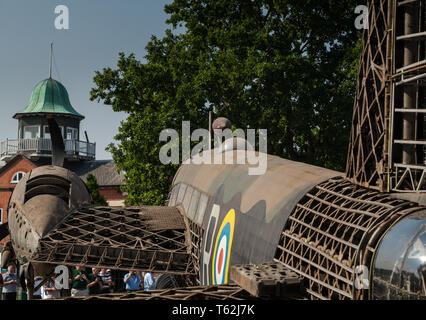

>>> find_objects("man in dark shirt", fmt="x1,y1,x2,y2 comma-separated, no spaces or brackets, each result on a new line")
71,266,89,297
87,268,103,295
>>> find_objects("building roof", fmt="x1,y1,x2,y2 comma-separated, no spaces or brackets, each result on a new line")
0,154,36,178
0,155,124,187
13,78,84,119
65,160,125,187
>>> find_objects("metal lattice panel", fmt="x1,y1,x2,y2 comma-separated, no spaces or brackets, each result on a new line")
347,0,426,192
58,285,256,300
188,220,204,285
390,0,426,191
346,0,393,191
274,177,424,300
30,206,195,274
393,164,426,191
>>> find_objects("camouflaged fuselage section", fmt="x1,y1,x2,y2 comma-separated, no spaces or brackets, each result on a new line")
170,150,342,285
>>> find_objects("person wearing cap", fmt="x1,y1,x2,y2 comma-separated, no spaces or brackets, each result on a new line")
99,268,114,294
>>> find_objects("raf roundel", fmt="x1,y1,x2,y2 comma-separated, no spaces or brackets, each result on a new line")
212,209,236,285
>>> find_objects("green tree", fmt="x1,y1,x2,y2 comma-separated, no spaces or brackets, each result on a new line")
86,173,108,206
90,0,361,205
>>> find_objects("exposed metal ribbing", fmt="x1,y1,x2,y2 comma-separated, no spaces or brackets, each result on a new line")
274,177,424,300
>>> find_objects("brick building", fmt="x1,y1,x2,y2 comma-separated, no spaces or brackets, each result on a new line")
0,77,126,245
0,155,36,227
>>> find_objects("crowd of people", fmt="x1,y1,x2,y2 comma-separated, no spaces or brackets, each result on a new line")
0,262,157,300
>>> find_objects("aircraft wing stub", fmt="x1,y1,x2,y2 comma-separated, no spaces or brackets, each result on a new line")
30,206,195,274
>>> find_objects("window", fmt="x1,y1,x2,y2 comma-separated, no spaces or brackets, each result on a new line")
66,127,78,140
0,208,3,224
187,189,200,220
11,171,25,184
196,193,209,225
176,184,187,204
44,125,64,139
23,126,40,139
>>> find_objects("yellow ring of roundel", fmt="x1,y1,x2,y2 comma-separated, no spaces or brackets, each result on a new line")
211,208,235,285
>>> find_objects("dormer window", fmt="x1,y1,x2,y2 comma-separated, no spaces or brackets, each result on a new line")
11,171,26,184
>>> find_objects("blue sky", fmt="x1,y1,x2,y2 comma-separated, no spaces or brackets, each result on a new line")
0,0,174,160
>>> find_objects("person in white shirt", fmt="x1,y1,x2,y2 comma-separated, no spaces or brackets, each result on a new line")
144,273,156,291
41,274,61,299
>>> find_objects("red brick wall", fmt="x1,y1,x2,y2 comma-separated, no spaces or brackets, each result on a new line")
0,190,12,222
99,187,126,201
0,157,36,243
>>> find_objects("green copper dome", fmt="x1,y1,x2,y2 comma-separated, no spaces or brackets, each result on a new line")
13,78,84,119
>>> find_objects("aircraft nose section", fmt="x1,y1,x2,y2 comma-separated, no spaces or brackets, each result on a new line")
7,165,92,263
22,194,69,237
8,194,70,261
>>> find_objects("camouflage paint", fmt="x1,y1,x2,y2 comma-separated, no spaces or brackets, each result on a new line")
172,150,343,285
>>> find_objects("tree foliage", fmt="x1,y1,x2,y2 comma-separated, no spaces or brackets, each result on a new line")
86,173,108,206
90,0,361,205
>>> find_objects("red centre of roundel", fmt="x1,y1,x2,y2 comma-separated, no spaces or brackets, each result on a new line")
218,248,224,274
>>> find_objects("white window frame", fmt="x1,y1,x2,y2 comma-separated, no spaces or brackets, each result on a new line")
11,171,26,184
66,127,78,140
43,125,64,139
0,208,3,224
23,125,41,139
